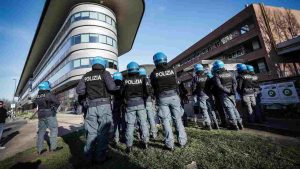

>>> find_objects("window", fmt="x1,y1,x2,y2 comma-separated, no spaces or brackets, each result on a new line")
74,35,81,44
112,40,117,48
258,61,267,73
73,60,80,68
81,12,89,19
89,34,99,43
240,25,250,34
81,34,89,43
98,13,105,21
70,16,75,23
252,40,260,50
108,61,114,68
90,12,98,19
99,35,106,43
107,37,113,45
81,58,90,66
112,20,116,27
74,13,81,21
113,62,118,70
106,16,112,25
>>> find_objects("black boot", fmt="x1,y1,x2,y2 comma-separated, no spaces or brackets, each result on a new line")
50,147,63,152
238,122,244,130
126,147,132,154
142,143,148,149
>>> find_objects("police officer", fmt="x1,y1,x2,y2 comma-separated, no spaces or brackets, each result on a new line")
122,62,149,153
247,65,263,122
150,52,187,150
191,64,215,130
211,66,227,127
236,64,256,123
34,81,62,155
112,72,124,144
76,57,119,163
139,68,158,139
213,60,243,130
205,71,220,129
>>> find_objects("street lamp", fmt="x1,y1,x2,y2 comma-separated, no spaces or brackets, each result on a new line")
12,78,17,103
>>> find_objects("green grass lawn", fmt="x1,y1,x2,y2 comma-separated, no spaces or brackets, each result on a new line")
1,127,299,169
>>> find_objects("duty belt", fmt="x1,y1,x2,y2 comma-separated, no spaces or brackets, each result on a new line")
159,89,177,98
88,98,110,107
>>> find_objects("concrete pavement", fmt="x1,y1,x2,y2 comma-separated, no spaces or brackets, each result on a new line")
0,114,83,161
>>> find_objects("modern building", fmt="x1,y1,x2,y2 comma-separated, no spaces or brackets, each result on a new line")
169,3,300,88
15,0,145,111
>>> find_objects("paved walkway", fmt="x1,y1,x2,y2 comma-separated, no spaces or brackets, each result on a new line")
0,114,83,161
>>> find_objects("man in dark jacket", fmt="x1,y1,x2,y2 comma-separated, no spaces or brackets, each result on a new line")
0,101,8,150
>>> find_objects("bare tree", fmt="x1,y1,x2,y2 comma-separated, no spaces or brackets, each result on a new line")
0,98,12,110
285,9,300,38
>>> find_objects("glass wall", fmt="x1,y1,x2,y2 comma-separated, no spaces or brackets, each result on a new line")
71,33,117,48
43,57,118,90
70,11,116,28
32,33,117,90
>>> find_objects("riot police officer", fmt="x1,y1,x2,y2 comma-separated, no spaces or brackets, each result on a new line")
205,71,220,129
247,65,263,122
211,66,227,127
112,72,124,144
150,52,187,150
213,60,243,130
34,81,62,155
191,64,216,130
122,62,149,153
76,57,119,163
236,64,256,123
139,68,158,139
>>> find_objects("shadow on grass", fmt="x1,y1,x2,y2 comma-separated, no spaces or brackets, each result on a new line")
10,159,41,169
61,126,144,169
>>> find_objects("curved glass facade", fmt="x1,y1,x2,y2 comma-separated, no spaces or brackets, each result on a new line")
70,11,116,28
25,4,119,109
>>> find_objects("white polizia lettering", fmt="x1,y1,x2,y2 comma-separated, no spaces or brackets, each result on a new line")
155,70,175,77
85,75,102,82
125,79,142,85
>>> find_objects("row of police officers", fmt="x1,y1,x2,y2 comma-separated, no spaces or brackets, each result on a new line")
33,52,260,165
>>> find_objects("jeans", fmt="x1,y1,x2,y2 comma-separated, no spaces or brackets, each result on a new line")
125,104,149,147
157,95,187,148
37,116,58,153
220,95,242,126
84,104,113,161
146,101,157,138
0,123,4,143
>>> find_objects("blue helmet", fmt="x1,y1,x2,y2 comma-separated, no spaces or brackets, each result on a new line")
206,71,213,78
127,62,140,74
91,56,107,68
38,81,51,90
236,63,247,73
246,65,254,72
113,72,123,81
194,64,204,73
213,60,225,70
153,52,167,65
139,68,147,76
